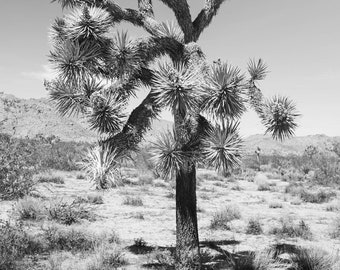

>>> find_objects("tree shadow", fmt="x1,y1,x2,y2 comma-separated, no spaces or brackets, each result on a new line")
139,239,300,269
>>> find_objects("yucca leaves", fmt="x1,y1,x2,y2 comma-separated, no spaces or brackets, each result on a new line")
88,91,126,134
152,62,203,116
261,96,299,141
151,131,193,179
107,32,141,78
51,0,81,9
203,62,246,120
49,18,68,43
154,21,184,43
47,80,88,116
202,121,242,176
80,144,123,189
66,6,112,41
49,40,101,82
248,58,268,81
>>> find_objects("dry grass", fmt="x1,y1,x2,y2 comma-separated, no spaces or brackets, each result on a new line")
1,168,340,268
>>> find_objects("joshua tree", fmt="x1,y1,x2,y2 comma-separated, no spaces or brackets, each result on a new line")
46,1,298,268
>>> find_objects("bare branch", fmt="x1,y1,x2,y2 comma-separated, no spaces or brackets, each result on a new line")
104,90,160,152
192,0,228,41
158,0,194,42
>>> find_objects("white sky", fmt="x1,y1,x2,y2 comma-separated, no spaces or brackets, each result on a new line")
0,0,339,136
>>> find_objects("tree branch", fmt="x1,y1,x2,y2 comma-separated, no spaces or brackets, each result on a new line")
138,0,154,17
192,0,227,41
158,0,194,42
53,0,161,36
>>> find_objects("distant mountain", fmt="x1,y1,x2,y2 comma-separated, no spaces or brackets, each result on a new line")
243,134,340,155
0,92,95,142
0,92,172,143
1,92,339,155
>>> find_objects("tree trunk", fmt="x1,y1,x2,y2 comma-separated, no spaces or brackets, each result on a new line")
175,163,201,269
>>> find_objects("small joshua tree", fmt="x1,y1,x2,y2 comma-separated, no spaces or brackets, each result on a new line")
46,1,299,268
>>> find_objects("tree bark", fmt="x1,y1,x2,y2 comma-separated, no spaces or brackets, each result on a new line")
174,113,201,269
176,164,201,269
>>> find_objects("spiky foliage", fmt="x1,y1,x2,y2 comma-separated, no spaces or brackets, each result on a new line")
151,131,191,179
107,32,141,79
248,58,268,81
49,40,101,83
152,61,203,116
80,144,123,189
203,62,246,119
202,121,242,176
290,247,336,270
66,6,112,41
235,249,286,270
155,21,184,43
88,91,126,134
262,96,299,140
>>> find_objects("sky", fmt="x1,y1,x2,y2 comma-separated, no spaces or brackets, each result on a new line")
0,0,339,137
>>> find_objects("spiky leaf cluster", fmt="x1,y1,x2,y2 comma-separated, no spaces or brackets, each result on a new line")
202,121,242,174
203,62,246,120
152,62,204,116
154,21,184,43
151,131,193,179
80,144,123,189
107,32,141,78
88,91,126,134
66,6,112,41
262,96,299,140
49,41,101,82
248,58,268,81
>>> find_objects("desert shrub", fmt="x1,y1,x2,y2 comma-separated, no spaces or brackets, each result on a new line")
231,184,242,191
47,199,95,225
0,134,39,200
123,196,143,206
133,213,145,219
330,217,340,238
147,248,175,269
285,182,303,195
257,182,271,191
36,174,65,184
43,225,104,252
134,237,147,248
75,194,104,205
76,173,86,179
15,196,45,220
269,202,283,208
285,183,336,203
197,172,225,182
246,218,263,235
311,153,340,186
270,218,312,240
234,249,284,270
0,221,43,270
138,174,154,185
87,194,104,205
210,205,241,230
301,189,336,203
166,191,175,199
325,203,339,212
87,245,128,270
291,247,337,270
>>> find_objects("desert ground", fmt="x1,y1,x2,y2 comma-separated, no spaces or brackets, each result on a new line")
1,165,340,269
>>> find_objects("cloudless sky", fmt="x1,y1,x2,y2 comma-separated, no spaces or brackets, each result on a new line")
0,0,339,136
